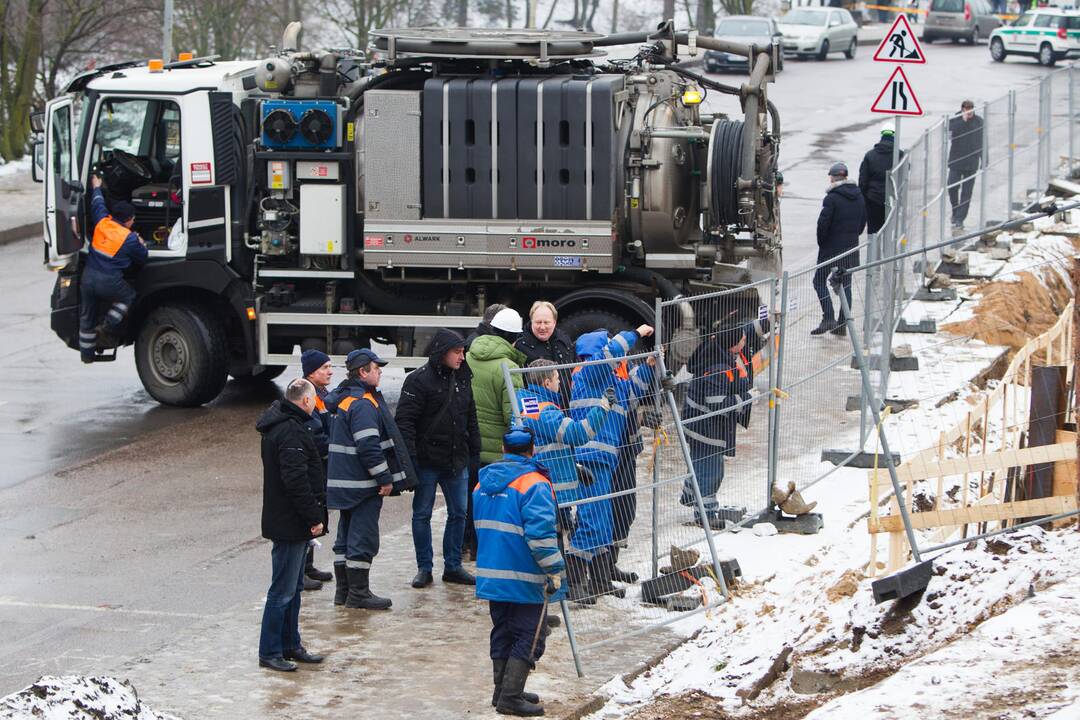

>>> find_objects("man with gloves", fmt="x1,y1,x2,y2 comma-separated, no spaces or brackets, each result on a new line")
567,325,655,602
396,329,482,589
326,348,417,610
474,426,565,717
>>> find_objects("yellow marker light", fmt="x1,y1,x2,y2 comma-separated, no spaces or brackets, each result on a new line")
178,52,193,62
148,59,164,73
247,307,257,321
681,89,703,106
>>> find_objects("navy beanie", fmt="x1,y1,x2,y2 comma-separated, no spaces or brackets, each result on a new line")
111,201,135,223
301,349,331,377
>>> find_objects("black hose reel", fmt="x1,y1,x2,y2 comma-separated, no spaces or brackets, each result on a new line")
708,119,745,228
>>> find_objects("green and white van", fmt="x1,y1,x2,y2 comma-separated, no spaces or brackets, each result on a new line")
989,9,1080,66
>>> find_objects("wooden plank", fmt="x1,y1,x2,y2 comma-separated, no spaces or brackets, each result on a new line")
899,443,1077,484
873,495,1077,533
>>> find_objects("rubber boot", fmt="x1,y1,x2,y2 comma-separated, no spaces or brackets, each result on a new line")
333,564,348,606
496,658,544,716
345,567,392,610
306,546,332,582
610,546,639,584
492,659,540,708
810,316,834,336
588,553,626,600
565,555,595,606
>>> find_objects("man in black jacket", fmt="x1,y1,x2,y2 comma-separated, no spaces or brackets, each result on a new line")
812,162,867,337
514,300,575,408
256,378,328,672
858,123,898,235
947,100,984,230
300,348,334,589
396,329,482,588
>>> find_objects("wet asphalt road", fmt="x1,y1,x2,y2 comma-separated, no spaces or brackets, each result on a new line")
0,39,1061,712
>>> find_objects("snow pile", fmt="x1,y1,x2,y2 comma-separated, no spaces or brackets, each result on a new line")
0,676,180,720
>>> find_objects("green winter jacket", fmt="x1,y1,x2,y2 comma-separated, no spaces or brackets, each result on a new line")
467,334,527,464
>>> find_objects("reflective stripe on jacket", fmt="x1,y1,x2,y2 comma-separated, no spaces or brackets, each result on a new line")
474,454,566,604
682,343,753,459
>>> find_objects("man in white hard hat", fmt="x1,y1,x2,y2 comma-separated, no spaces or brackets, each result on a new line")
463,307,527,560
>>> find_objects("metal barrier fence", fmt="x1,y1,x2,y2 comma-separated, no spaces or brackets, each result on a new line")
502,348,731,675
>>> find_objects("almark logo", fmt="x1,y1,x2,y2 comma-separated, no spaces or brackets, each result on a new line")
521,236,577,250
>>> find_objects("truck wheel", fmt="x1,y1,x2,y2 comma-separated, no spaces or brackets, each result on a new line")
559,309,636,346
136,304,229,407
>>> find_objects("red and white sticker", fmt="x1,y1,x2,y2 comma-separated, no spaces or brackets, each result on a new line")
190,162,212,184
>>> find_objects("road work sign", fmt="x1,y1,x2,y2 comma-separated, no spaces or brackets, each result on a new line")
873,15,926,63
871,66,924,116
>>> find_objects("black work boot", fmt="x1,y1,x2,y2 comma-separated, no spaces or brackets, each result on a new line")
588,553,626,600
610,546,639,584
565,555,595,606
333,564,348,606
306,546,332,582
345,567,392,610
492,658,540,708
829,316,847,336
810,316,835,335
496,657,544,716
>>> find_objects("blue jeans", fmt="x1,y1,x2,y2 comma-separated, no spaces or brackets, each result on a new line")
411,464,468,572
258,540,307,660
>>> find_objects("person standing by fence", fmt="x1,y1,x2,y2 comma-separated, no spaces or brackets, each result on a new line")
947,99,984,231
515,301,575,408
858,123,899,235
812,162,867,337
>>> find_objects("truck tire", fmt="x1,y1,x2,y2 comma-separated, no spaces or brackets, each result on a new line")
559,309,637,347
136,304,229,407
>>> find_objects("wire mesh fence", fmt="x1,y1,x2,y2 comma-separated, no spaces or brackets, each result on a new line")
503,348,730,657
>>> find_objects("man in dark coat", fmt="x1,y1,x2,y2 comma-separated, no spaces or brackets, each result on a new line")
300,348,334,589
514,300,575,408
396,329,482,589
947,99,984,230
255,378,327,672
858,123,899,235
812,162,867,337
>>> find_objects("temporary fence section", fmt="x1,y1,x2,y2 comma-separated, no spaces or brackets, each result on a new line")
866,300,1078,574
502,348,731,675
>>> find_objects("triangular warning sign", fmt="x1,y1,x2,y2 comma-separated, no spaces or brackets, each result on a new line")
871,66,924,116
873,15,926,64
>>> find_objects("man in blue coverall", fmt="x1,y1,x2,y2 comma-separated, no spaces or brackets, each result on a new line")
326,348,416,610
567,325,654,601
79,175,147,362
474,426,565,717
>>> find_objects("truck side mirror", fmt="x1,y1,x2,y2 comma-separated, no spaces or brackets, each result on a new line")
31,140,44,183
29,110,44,134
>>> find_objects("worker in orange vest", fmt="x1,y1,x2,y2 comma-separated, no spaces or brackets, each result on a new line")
80,175,147,362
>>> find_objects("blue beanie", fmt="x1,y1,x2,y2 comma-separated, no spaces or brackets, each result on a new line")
301,349,331,377
503,425,534,452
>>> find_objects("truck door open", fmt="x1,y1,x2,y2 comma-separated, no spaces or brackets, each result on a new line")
44,96,82,267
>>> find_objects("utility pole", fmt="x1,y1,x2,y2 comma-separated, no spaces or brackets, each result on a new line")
163,0,173,61
527,0,537,27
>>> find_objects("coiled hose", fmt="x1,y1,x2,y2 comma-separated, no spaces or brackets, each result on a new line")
710,119,745,227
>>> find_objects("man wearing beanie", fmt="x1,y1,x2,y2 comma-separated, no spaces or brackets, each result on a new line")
79,176,148,363
300,348,335,589
812,161,866,336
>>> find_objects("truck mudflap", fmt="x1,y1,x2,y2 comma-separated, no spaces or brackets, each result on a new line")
50,272,81,351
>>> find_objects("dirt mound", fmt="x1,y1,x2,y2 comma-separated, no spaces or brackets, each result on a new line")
942,269,1072,352
825,570,863,603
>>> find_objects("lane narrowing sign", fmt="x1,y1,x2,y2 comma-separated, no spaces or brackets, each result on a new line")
871,66,924,116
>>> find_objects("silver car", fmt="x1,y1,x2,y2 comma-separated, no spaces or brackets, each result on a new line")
778,7,860,61
923,0,1002,44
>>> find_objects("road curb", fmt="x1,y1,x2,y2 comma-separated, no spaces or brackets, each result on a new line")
0,222,40,246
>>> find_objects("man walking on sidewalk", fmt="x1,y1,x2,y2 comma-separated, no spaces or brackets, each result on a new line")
812,162,867,337
474,426,565,717
255,378,327,672
947,99,984,231
396,329,481,589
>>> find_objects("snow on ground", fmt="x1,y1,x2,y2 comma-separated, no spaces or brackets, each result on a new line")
0,157,30,179
584,214,1078,719
0,675,179,720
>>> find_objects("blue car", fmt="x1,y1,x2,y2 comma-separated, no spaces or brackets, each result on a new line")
704,16,785,73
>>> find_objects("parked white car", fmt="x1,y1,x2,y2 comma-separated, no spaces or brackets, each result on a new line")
778,7,860,60
989,9,1080,67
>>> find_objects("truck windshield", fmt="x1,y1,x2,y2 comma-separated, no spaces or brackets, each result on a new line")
781,10,827,26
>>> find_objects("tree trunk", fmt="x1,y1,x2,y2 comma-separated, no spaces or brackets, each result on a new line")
1,0,43,160
663,0,675,22
610,0,618,32
456,0,467,26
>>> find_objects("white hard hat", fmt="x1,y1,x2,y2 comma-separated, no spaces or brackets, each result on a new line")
490,307,524,334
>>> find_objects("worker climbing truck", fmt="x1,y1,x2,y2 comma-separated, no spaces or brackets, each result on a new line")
37,21,781,406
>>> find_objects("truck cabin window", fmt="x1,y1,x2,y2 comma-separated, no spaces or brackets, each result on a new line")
93,98,182,249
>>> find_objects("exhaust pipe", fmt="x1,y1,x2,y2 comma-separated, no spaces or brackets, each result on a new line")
281,21,303,52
